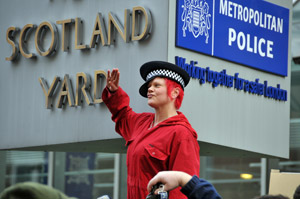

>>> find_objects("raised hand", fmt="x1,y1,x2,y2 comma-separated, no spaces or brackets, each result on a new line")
106,68,120,92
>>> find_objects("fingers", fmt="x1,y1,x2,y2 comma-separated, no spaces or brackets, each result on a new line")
147,177,159,192
111,69,119,87
115,70,120,87
106,68,120,92
110,69,115,80
110,68,119,82
147,173,169,193
147,171,191,194
107,70,111,84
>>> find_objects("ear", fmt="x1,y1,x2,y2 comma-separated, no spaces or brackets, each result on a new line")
171,87,180,99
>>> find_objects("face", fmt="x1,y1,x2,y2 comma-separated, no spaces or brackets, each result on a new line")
147,77,170,108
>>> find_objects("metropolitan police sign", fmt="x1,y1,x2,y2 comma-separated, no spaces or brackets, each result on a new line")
176,0,289,76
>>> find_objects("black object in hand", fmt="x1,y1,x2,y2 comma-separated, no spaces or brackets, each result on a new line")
146,183,168,199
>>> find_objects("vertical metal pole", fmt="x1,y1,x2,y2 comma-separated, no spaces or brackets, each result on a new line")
11,165,17,184
47,152,54,187
0,151,6,190
53,152,66,192
113,153,120,199
200,156,207,179
266,159,279,193
260,158,267,196
118,154,127,199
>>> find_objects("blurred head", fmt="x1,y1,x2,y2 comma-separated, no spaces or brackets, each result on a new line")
294,185,300,199
0,182,77,199
254,195,289,199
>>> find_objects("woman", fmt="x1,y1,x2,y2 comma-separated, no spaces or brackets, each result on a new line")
102,61,200,199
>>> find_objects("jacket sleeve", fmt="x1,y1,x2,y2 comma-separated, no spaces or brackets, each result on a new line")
181,176,222,199
168,127,200,177
102,86,141,142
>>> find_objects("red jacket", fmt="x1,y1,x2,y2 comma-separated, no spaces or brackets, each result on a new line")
102,87,200,199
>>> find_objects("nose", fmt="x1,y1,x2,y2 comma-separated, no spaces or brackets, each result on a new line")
147,85,153,93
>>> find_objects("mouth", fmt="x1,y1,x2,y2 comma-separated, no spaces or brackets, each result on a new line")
147,94,153,98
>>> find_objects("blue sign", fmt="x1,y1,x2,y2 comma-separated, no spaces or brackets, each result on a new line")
176,0,289,76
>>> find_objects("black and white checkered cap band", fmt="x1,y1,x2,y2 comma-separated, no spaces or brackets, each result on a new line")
146,69,185,88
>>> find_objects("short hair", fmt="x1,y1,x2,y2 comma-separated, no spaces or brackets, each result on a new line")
164,78,184,110
254,194,289,199
294,184,300,199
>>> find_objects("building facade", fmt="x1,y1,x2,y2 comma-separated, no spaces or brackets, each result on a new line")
0,0,297,198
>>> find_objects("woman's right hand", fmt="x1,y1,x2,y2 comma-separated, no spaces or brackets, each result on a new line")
107,68,120,92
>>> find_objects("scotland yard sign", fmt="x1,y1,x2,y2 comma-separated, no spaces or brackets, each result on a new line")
176,0,289,76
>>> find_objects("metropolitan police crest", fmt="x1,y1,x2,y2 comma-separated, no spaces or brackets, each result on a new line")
181,0,211,43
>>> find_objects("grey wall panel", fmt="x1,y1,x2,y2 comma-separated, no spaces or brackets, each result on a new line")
0,0,168,149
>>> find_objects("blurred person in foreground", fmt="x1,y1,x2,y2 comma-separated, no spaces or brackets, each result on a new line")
253,195,289,199
294,184,300,199
0,182,77,199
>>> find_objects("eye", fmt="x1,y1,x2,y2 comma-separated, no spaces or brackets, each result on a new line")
154,83,161,87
